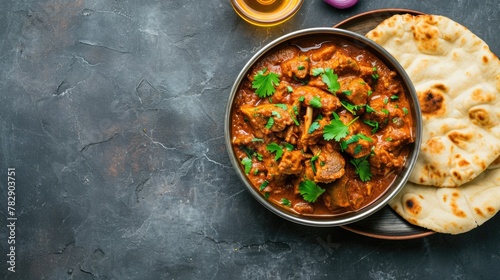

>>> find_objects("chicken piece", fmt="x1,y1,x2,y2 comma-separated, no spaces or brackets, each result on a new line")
278,150,304,175
310,43,337,61
313,51,360,76
323,176,350,209
338,76,371,109
323,172,368,211
292,86,341,115
293,201,314,214
281,55,309,80
240,104,294,136
306,143,345,183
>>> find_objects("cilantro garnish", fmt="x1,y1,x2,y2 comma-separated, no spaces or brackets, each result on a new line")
365,104,376,113
390,95,399,100
271,111,281,119
341,100,363,115
241,157,252,174
309,96,322,108
308,121,321,134
363,119,379,134
350,157,372,182
252,68,280,98
402,107,409,115
275,104,288,110
323,112,359,142
312,68,325,76
342,90,353,96
265,117,274,129
251,138,264,143
280,198,292,207
310,152,321,174
287,86,293,93
298,180,325,203
322,68,340,93
371,67,379,80
259,180,269,191
266,143,284,161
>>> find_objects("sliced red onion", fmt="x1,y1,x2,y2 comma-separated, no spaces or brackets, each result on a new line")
324,0,358,9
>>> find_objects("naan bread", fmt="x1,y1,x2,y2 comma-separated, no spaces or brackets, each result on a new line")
389,168,500,234
366,14,500,188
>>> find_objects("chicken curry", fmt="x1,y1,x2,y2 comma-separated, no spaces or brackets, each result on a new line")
230,37,415,216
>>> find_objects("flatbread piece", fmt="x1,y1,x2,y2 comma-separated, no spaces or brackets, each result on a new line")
366,14,500,188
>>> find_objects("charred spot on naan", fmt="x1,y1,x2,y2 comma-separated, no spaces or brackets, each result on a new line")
447,131,473,149
450,192,467,218
418,88,446,116
404,196,422,216
469,107,496,128
422,138,445,154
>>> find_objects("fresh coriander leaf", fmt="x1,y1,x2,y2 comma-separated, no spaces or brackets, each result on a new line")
265,117,274,130
308,121,321,134
341,100,361,115
309,96,322,108
298,180,325,203
287,86,293,93
264,192,270,199
322,68,340,93
297,65,305,70
241,157,252,174
281,198,292,207
310,152,321,174
390,95,399,100
284,143,294,151
365,104,376,113
323,114,359,142
259,180,269,191
383,96,389,105
299,96,305,102
252,68,280,98
363,119,379,134
381,109,389,115
293,105,299,115
312,68,325,76
275,104,288,110
266,143,284,161
350,157,372,182
342,90,353,96
367,90,373,96
386,137,393,142
255,153,263,161
354,144,363,155
251,138,264,143
271,111,281,119
403,107,409,115
357,133,373,142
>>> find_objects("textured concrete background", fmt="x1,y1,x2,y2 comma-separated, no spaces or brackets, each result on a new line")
0,0,499,279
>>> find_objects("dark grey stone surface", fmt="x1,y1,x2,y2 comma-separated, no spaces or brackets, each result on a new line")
1,0,500,279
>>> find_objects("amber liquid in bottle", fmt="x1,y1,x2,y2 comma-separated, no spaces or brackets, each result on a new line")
232,0,302,26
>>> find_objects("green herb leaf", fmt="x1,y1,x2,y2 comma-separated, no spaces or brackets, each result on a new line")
363,119,379,134
309,96,322,108
284,143,294,151
350,157,372,182
310,152,321,174
265,117,274,130
342,90,353,96
366,104,376,113
298,180,325,203
323,113,358,142
287,86,293,93
266,143,284,161
281,198,292,207
251,138,264,143
312,68,325,76
402,107,409,115
322,68,340,93
271,111,281,119
275,104,288,110
259,180,269,191
308,121,321,134
241,157,252,174
252,68,280,98
390,95,399,100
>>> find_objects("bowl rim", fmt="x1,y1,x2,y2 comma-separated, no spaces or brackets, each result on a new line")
224,27,422,227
